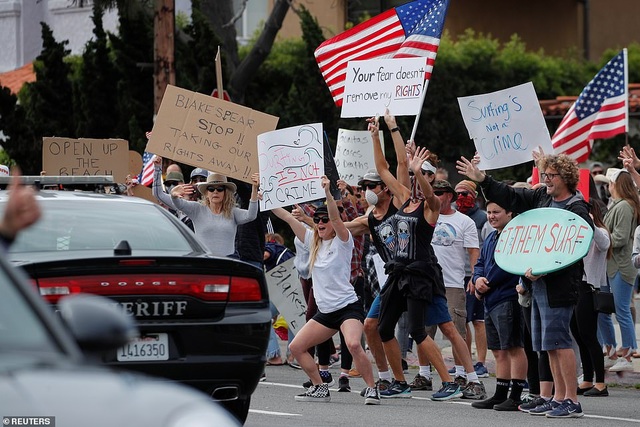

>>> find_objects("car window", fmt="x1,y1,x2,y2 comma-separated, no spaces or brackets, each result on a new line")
7,200,195,253
0,265,59,352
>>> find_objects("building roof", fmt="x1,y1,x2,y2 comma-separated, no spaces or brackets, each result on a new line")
0,63,35,95
540,83,640,118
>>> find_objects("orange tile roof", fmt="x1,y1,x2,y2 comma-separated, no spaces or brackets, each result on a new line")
0,63,36,95
540,83,640,117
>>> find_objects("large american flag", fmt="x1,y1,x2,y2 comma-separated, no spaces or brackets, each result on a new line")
552,49,628,163
314,0,449,106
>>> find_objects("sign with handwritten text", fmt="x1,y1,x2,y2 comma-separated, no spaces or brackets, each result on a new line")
334,129,385,186
258,123,324,210
146,85,279,183
494,208,593,275
341,57,427,118
265,257,307,336
457,82,553,170
43,137,129,182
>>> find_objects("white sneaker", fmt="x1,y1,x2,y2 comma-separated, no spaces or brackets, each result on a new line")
609,358,634,372
604,356,617,369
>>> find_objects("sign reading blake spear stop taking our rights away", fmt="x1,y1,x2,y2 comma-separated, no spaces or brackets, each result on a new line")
494,208,593,276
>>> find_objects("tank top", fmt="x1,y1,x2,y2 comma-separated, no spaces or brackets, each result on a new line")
368,204,398,263
393,199,436,262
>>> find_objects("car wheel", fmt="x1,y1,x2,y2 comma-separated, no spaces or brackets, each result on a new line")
224,396,250,425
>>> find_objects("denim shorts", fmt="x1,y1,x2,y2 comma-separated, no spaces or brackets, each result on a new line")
531,282,574,351
313,301,365,330
485,299,524,350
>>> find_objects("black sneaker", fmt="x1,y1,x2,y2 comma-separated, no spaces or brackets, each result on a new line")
409,373,433,391
338,375,351,392
518,396,547,413
494,398,522,411
472,396,506,409
401,359,409,373
295,383,331,402
364,386,381,405
303,371,335,389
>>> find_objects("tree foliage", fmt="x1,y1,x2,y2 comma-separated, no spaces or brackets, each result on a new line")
2,4,640,182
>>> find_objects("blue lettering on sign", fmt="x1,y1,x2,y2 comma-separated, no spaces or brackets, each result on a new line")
479,133,528,160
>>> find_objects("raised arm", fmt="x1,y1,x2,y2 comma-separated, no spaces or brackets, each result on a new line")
369,117,410,203
322,176,350,242
410,146,440,223
384,109,410,189
271,207,308,243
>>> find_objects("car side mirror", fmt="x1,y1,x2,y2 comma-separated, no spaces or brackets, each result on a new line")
58,294,139,353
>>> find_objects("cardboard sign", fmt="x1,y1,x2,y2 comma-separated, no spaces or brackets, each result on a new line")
265,257,307,336
257,123,324,210
341,57,427,118
43,137,129,182
458,82,554,170
494,207,593,275
335,129,384,186
146,85,279,183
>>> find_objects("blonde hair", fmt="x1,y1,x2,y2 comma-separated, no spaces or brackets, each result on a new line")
308,225,336,274
203,188,236,218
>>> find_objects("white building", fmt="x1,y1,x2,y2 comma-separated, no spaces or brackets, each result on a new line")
0,0,268,74
0,0,119,73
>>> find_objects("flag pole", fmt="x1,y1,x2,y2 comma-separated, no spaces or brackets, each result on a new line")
409,77,431,143
624,47,630,146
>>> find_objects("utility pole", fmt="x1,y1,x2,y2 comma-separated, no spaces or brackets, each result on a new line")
154,0,175,113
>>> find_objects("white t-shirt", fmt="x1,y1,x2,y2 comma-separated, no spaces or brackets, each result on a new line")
303,229,357,314
431,211,479,288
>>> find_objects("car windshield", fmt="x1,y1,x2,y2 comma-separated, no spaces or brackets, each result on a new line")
6,199,194,254
0,264,59,354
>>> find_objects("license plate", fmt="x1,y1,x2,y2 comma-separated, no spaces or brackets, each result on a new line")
117,333,169,361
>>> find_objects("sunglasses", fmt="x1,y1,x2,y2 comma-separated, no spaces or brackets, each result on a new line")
191,176,208,183
207,186,226,193
591,170,604,176
434,191,447,196
164,181,180,186
313,216,330,224
457,191,471,197
409,170,430,177
361,183,379,190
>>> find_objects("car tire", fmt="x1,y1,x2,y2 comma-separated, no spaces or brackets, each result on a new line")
225,396,250,425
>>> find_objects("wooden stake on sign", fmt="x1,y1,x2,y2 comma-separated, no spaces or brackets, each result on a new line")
215,46,224,100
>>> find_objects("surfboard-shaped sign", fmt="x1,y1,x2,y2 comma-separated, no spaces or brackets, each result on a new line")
494,207,593,275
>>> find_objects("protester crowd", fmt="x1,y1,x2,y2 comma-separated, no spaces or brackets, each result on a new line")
3,111,640,418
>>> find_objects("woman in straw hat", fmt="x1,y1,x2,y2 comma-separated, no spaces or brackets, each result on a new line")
170,171,259,257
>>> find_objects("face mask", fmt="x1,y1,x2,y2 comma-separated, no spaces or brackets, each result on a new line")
456,194,475,213
365,189,379,205
166,184,176,193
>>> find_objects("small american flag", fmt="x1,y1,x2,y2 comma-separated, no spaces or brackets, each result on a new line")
139,151,155,187
314,0,449,106
552,49,628,163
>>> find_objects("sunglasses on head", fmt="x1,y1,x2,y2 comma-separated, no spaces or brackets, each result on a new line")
361,183,379,190
207,186,226,193
313,216,330,224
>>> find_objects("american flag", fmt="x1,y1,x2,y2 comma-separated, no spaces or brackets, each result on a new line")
139,151,155,187
314,0,449,106
552,49,628,163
